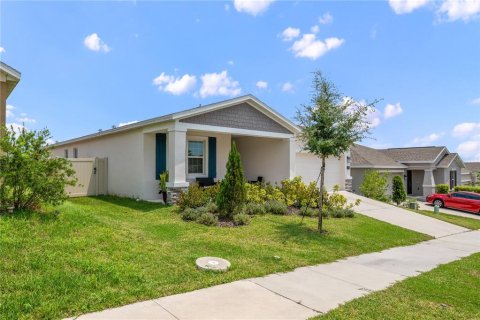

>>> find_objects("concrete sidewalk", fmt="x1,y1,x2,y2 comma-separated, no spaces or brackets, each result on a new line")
340,192,469,237
418,201,480,220
68,194,478,320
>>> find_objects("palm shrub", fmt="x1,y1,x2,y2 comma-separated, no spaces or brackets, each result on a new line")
392,175,407,205
216,142,246,219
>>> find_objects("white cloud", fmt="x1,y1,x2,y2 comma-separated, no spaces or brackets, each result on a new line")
458,140,480,161
227,60,235,65
310,25,320,33
281,27,300,41
291,34,344,60
199,70,241,98
471,97,480,105
389,0,429,14
384,102,403,119
84,33,111,52
281,82,294,93
256,80,268,89
411,132,445,146
366,108,381,128
438,0,480,22
452,122,480,137
0,47,5,53
6,104,14,118
233,0,275,16
153,72,197,95
318,12,333,24
16,116,36,124
118,120,139,127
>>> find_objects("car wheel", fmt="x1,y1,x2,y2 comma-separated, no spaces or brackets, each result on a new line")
433,199,444,208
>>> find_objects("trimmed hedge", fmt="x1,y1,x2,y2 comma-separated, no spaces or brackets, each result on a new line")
435,184,450,194
454,185,480,193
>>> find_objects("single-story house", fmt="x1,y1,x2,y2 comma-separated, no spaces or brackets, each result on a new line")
351,144,466,197
464,162,480,185
51,95,351,202
0,62,22,127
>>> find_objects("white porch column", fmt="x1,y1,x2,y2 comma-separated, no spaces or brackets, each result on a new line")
288,137,296,179
167,128,189,188
422,169,435,196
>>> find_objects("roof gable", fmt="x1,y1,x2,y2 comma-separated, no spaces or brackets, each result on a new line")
351,144,406,169
381,146,446,163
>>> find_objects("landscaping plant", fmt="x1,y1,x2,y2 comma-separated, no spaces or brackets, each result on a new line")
435,184,450,194
454,185,480,193
359,170,390,202
216,142,246,219
0,126,76,211
392,175,407,205
296,71,377,233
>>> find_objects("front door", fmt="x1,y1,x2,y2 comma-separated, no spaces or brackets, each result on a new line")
450,170,457,189
407,170,412,195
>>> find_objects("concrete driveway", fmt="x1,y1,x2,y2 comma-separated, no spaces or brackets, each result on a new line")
418,201,480,221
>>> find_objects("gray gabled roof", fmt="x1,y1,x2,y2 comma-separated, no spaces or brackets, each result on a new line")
437,153,465,168
380,146,446,163
466,162,480,172
351,144,407,169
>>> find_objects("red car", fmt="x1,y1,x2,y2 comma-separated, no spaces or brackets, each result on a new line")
426,192,480,214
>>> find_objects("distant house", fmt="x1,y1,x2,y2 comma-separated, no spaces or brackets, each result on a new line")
351,144,466,197
464,162,480,185
0,62,21,127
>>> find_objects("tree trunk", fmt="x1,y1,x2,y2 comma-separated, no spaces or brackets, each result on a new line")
318,156,326,233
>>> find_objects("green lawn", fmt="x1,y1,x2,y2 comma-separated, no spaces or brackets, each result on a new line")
0,196,430,319
414,209,480,230
317,252,480,320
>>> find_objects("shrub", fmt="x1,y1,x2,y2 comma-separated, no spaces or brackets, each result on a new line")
245,183,267,203
196,212,218,226
217,142,246,219
265,200,288,215
0,127,77,211
245,202,266,215
454,185,480,193
280,176,319,208
233,213,251,226
177,184,209,210
204,201,218,214
359,170,389,202
327,208,355,218
392,175,407,205
299,206,318,217
181,208,200,221
435,184,450,194
265,183,286,202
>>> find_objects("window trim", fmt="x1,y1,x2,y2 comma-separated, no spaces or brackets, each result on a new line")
73,148,78,158
186,136,208,179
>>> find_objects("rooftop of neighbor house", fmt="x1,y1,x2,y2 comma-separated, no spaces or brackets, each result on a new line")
52,94,301,147
466,162,480,172
350,144,406,169
0,61,22,97
380,146,446,163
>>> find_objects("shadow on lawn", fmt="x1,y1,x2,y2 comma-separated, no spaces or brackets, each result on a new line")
270,218,327,245
82,195,170,213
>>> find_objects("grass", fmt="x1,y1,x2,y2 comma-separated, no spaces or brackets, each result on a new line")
317,252,480,320
0,196,430,319
413,209,480,230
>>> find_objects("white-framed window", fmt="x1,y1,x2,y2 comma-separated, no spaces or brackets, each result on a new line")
64,149,69,158
187,138,207,177
73,148,78,158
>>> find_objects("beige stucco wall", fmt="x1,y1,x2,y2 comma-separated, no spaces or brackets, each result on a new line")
295,153,346,191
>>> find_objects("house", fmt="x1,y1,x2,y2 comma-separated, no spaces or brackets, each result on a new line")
51,95,350,202
351,144,466,197
0,62,21,127
464,162,480,185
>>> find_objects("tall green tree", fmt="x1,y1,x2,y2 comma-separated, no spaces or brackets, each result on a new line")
216,142,246,219
296,71,377,233
0,126,76,211
392,175,407,205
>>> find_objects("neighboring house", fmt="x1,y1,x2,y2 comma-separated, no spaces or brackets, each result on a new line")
0,62,21,127
465,162,480,185
351,144,466,197
51,95,350,202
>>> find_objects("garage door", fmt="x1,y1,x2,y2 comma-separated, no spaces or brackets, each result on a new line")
295,153,344,191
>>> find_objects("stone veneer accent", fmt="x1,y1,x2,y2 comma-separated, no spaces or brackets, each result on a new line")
167,187,188,205
180,102,292,134
345,178,353,192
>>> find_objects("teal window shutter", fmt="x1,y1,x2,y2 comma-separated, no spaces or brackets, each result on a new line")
208,137,217,178
156,133,167,180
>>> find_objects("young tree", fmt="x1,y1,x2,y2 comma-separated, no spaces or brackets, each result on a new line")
392,175,407,205
359,170,389,202
216,142,246,219
296,71,377,233
0,126,76,211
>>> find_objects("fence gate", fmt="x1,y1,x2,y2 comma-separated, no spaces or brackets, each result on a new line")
67,158,108,197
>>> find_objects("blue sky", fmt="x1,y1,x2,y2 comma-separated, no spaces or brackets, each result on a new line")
1,0,480,160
